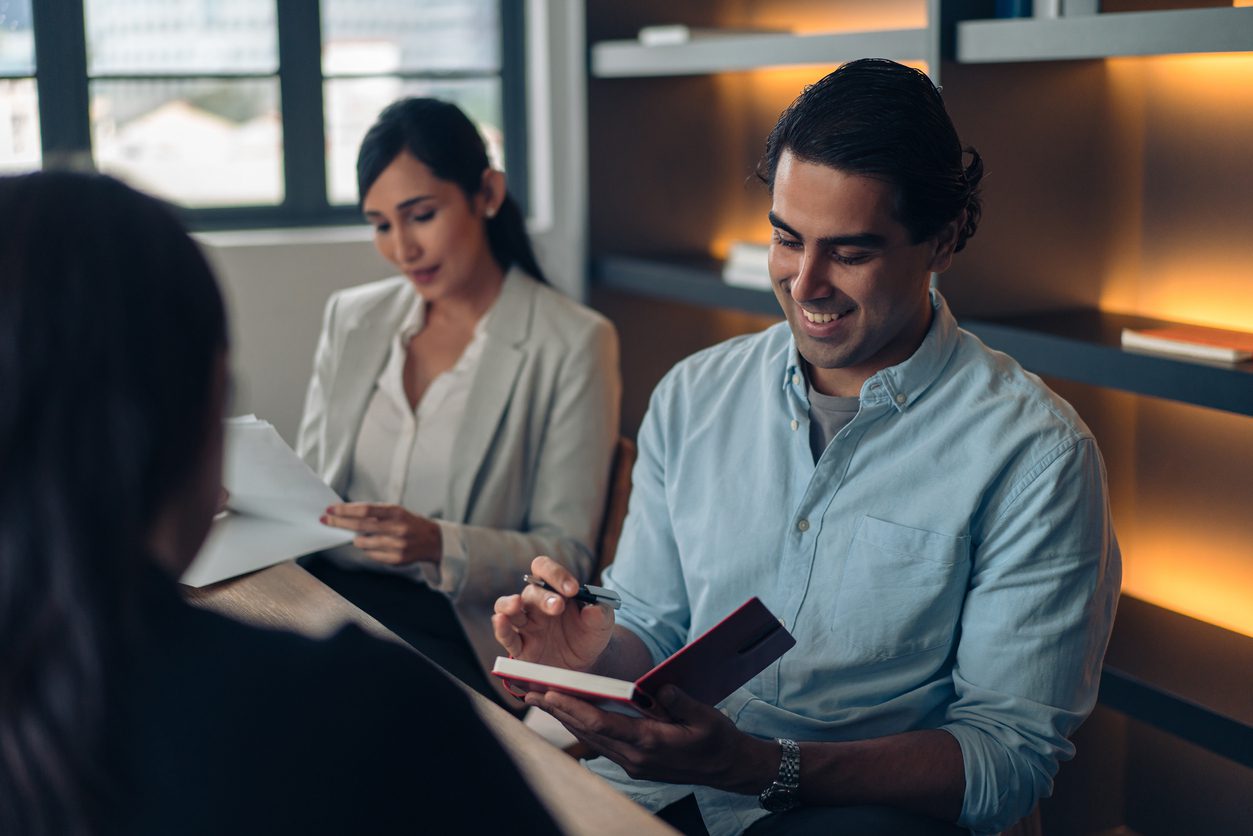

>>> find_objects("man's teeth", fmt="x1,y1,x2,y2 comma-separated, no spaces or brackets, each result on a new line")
802,309,842,324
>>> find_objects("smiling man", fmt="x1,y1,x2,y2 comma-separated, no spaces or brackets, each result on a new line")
494,59,1121,836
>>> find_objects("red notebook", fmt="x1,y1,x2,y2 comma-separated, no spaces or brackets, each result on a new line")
492,597,796,718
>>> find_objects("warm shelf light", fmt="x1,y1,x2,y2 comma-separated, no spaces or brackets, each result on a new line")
1099,52,1253,332
743,0,927,34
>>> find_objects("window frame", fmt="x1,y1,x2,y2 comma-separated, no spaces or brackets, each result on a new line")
27,0,526,230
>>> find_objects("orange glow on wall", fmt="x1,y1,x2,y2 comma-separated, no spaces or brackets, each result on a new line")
1099,53,1253,332
1119,496,1253,639
742,0,927,34
1053,381,1253,639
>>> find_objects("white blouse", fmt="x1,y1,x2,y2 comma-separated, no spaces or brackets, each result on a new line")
344,294,495,594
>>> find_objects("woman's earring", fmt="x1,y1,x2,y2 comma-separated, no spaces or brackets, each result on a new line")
485,206,497,219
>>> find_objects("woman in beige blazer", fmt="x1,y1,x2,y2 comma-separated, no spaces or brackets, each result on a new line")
296,99,620,697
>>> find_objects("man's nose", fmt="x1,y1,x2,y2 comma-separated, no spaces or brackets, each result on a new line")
791,250,832,303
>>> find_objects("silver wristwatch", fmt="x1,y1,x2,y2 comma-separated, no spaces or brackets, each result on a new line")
758,738,801,812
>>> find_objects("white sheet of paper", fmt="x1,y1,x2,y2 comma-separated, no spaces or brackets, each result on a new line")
180,417,353,587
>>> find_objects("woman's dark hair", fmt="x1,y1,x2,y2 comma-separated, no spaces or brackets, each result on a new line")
0,171,227,835
356,97,548,283
757,58,983,252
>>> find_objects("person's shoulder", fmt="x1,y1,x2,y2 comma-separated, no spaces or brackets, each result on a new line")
951,325,1093,442
521,271,616,345
324,275,413,329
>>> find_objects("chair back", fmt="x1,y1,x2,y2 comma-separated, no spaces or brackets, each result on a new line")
594,436,636,582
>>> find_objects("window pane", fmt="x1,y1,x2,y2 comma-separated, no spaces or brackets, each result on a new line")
92,78,282,207
0,0,34,75
0,77,39,172
322,0,499,76
85,0,277,75
325,77,501,206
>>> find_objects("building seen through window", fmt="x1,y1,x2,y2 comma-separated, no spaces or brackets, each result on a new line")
1,0,508,221
0,0,38,174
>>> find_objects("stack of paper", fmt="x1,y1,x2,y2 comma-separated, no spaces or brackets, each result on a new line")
722,242,773,290
180,416,353,588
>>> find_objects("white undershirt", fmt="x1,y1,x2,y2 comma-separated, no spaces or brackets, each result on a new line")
344,294,494,593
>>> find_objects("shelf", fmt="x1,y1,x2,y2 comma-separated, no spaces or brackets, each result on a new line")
593,254,782,317
591,28,930,78
1101,596,1253,769
594,255,1253,416
956,7,1253,63
961,311,1253,416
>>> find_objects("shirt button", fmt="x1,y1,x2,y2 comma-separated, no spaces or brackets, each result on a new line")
797,518,810,532
792,373,801,386
790,419,799,431
895,393,907,405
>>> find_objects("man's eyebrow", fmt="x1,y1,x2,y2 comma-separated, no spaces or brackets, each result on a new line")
767,211,888,249
363,194,435,217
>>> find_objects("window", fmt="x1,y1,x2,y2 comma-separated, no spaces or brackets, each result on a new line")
0,0,39,173
5,0,523,228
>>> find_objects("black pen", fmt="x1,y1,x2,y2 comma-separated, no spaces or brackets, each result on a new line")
522,573,622,610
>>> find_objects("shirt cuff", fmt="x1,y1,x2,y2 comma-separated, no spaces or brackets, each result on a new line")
428,519,468,597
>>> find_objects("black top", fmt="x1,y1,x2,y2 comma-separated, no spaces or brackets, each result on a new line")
108,574,560,835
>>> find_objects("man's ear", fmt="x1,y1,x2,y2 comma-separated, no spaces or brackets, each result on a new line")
479,168,507,218
927,211,965,275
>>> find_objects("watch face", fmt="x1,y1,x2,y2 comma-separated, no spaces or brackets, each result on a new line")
759,784,800,813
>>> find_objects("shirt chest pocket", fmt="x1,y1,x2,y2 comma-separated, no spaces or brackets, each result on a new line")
832,515,971,666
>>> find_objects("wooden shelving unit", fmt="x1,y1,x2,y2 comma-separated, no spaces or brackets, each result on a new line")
957,6,1253,64
594,255,1253,418
586,6,1253,816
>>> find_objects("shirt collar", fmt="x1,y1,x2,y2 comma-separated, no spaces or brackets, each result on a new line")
782,288,960,413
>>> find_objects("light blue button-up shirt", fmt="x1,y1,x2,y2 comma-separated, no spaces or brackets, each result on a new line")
591,291,1121,835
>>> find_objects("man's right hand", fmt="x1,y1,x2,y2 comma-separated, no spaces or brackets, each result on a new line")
492,555,614,672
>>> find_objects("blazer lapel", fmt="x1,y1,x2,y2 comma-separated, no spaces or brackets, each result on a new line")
446,270,535,522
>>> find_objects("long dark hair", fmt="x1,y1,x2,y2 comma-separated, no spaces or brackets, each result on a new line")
757,58,984,252
0,171,228,835
356,97,548,283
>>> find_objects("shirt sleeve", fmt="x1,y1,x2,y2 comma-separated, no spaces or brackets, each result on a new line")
600,372,693,667
942,436,1121,834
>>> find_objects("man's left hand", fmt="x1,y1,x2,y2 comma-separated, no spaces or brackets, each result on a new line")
526,685,778,794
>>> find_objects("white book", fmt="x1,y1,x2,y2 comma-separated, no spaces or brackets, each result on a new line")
722,266,775,290
722,242,773,290
180,416,353,587
1120,325,1253,365
637,24,790,47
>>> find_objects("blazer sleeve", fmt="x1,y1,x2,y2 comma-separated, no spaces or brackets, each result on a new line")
295,291,340,476
446,318,621,603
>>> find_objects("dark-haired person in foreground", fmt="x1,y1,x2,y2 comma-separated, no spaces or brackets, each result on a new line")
298,97,620,699
494,59,1121,835
0,171,559,836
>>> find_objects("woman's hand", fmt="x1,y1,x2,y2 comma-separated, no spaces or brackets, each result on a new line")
492,555,614,672
321,503,442,566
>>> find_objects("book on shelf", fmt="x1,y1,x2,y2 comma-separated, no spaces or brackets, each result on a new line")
492,597,795,718
637,24,790,47
721,241,773,290
180,415,352,588
1120,323,1253,365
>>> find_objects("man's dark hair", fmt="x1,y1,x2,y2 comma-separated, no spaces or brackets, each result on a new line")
757,58,983,252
